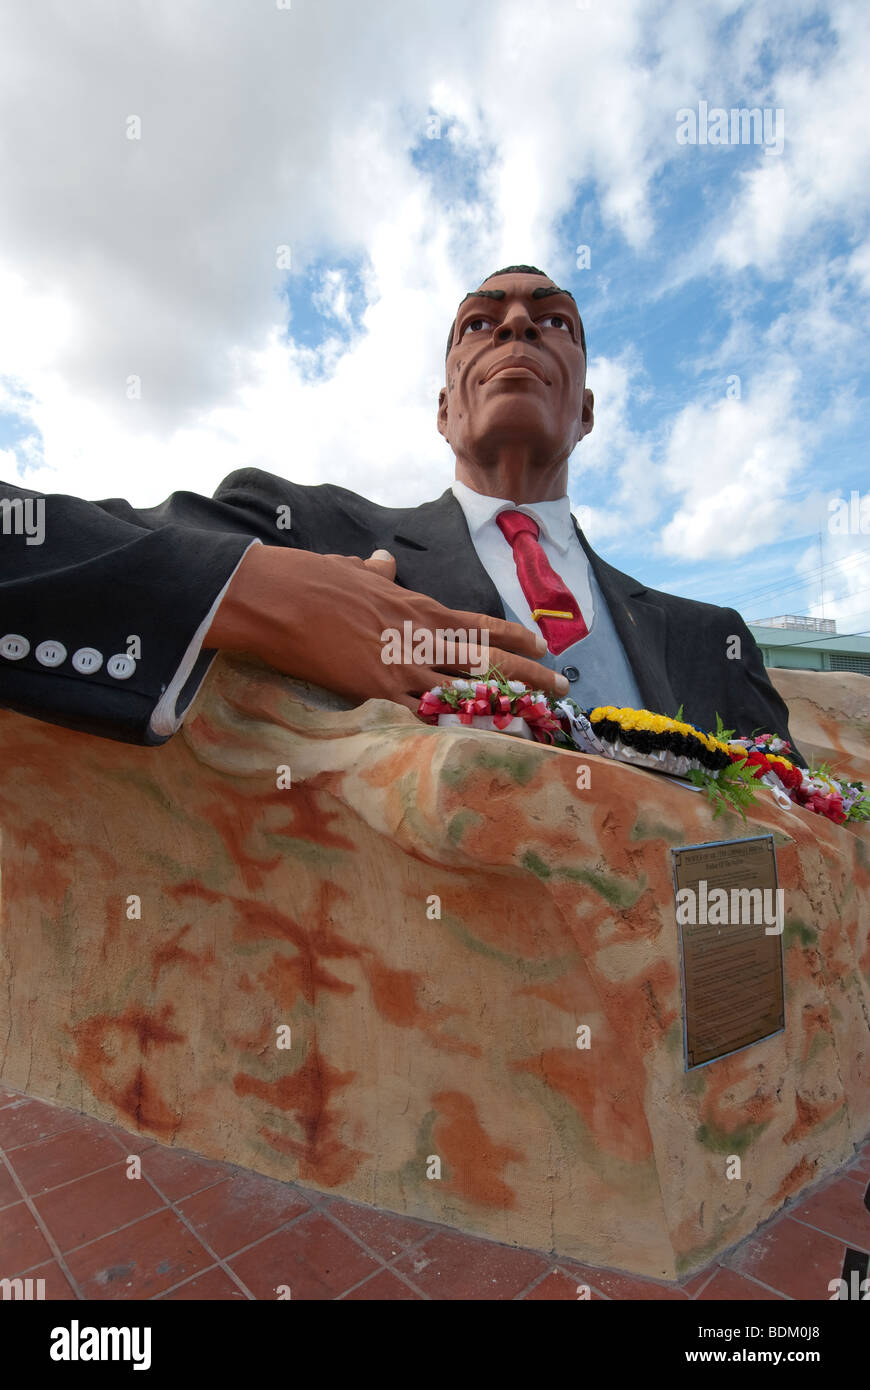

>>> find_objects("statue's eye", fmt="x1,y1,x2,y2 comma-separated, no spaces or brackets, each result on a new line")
461,317,494,337
539,315,571,331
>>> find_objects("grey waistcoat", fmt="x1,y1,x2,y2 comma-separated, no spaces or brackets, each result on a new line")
502,564,644,712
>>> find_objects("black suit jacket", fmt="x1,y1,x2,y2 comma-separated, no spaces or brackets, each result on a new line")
0,468,802,761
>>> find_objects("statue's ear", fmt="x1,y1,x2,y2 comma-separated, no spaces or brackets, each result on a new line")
578,388,594,440
437,387,449,438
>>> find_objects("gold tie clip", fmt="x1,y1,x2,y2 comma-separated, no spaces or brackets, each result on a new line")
531,609,574,622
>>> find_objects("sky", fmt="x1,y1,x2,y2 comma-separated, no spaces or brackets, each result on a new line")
0,0,868,632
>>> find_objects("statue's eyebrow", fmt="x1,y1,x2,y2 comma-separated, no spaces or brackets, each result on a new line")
457,285,577,311
457,289,506,307
531,286,577,304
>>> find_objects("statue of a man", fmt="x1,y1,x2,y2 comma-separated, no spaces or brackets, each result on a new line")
0,264,799,757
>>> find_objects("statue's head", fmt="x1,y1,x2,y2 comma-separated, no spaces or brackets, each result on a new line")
437,265,594,478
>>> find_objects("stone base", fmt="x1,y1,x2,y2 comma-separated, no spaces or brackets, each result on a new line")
1,660,868,1279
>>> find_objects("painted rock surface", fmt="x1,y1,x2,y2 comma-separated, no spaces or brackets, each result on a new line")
0,659,868,1279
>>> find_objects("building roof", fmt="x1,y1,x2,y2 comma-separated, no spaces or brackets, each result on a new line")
748,624,870,655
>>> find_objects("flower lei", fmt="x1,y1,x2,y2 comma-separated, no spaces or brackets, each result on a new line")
417,672,870,827
417,677,564,740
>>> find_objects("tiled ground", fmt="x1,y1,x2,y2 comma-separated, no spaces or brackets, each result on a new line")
1,1085,868,1300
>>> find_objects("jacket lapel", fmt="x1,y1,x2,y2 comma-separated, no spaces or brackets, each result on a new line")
391,490,505,619
390,492,677,718
572,520,678,717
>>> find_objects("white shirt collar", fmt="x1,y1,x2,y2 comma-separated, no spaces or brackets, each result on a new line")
451,479,576,555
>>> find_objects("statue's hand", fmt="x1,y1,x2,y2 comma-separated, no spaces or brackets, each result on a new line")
205,544,567,711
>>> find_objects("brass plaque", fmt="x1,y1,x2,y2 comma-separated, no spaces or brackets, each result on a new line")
671,835,784,1069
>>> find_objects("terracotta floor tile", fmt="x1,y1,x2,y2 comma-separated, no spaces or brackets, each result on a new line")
325,1199,433,1260
0,1099,94,1151
9,1123,121,1197
65,1208,212,1300
728,1216,846,1300
853,1163,870,1184
103,1126,158,1157
843,1170,867,1188
178,1174,310,1258
559,1259,688,1300
13,1258,79,1300
788,1174,870,1251
140,1146,233,1202
0,1162,20,1209
0,1200,53,1274
392,1230,550,1300
0,1086,23,1107
695,1268,786,1300
523,1269,606,1300
35,1163,165,1252
342,1269,423,1300
158,1266,249,1300
228,1212,380,1300
679,1265,720,1297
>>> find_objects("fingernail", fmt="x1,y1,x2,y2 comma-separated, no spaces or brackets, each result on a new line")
535,634,548,653
371,549,393,560
555,674,569,693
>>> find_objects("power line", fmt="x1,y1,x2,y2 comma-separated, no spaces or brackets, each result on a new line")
753,620,870,648
732,547,870,607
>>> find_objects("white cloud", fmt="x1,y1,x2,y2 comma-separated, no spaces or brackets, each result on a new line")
658,366,810,559
568,352,657,543
711,0,870,275
0,0,865,552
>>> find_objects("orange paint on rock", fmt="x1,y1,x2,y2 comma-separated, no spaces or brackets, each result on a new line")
698,1055,778,1139
431,1090,524,1208
773,1154,819,1204
358,741,428,791
800,1003,835,1063
515,969,603,1019
228,884,362,1008
595,959,679,1055
270,780,355,851
817,716,859,778
511,1047,654,1163
201,797,282,891
362,956,478,1056
782,1090,845,1145
150,923,216,988
446,877,578,959
234,1044,364,1187
69,1005,186,1137
254,949,355,1012
168,879,226,906
4,817,74,905
185,712,227,746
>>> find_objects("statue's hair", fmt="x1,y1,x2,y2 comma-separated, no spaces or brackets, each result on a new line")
445,265,587,362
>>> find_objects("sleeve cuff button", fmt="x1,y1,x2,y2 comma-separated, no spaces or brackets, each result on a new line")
35,641,67,667
72,647,103,674
107,654,136,680
0,634,30,660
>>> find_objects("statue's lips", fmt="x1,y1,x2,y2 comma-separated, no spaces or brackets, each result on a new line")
482,357,549,385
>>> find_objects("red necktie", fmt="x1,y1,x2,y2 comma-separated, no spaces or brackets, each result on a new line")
496,510,588,655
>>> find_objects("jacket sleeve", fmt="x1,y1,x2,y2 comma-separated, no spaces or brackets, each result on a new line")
0,482,256,745
720,608,807,767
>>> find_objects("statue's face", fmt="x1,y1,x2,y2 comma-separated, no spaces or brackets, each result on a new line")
437,271,594,468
